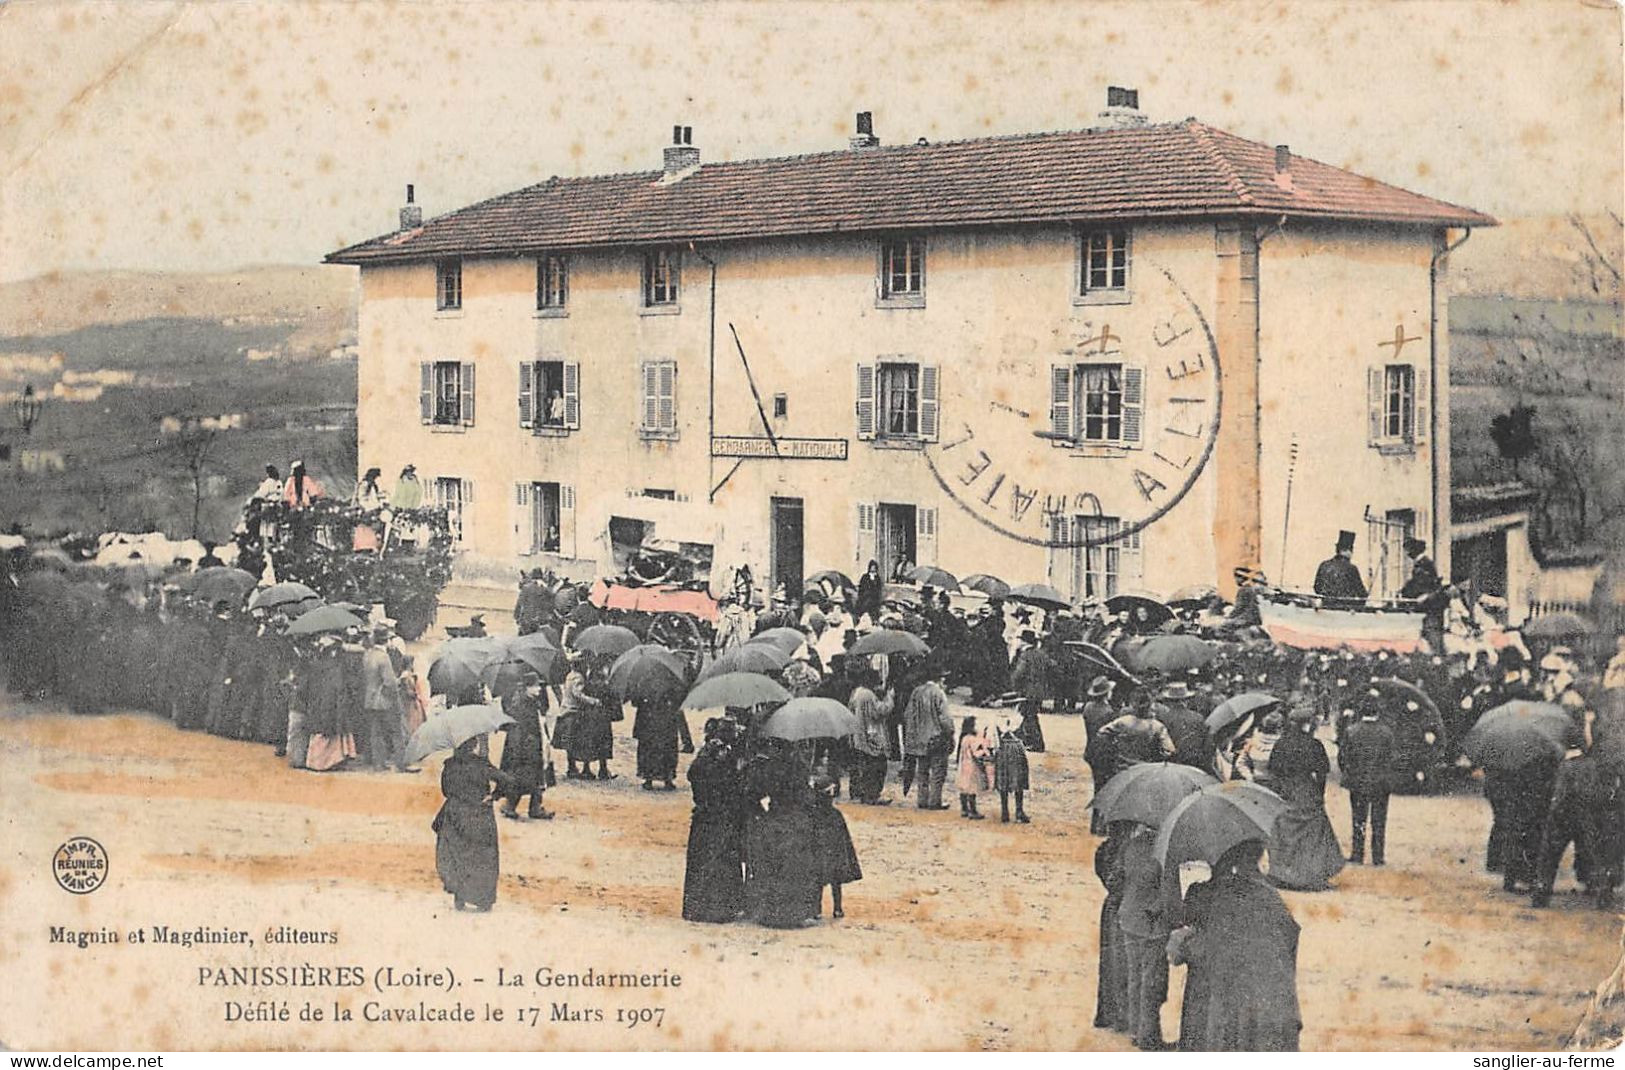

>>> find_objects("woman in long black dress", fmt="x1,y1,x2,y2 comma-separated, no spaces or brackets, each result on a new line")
743,738,821,928
682,719,747,923
1258,710,1346,891
808,771,862,919
1093,820,1133,1032
433,735,519,912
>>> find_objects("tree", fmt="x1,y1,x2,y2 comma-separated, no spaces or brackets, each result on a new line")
167,422,218,540
1488,404,1538,477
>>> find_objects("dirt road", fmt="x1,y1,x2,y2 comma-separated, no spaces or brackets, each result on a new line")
1,695,1619,1051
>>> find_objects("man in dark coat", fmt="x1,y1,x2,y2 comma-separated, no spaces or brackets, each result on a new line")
1094,821,1134,1032
969,602,1011,704
1097,687,1177,767
1339,698,1396,865
1398,537,1448,652
1313,530,1367,605
1156,681,1215,776
1532,715,1622,909
1083,676,1121,834
1010,631,1055,752
499,670,553,820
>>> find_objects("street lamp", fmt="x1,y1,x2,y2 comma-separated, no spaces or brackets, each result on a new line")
14,384,42,435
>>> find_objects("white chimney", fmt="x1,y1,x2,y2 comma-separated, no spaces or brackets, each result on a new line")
1095,86,1148,129
662,125,700,179
399,184,422,230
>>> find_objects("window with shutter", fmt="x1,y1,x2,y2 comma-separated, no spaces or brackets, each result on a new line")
918,364,940,441
916,506,938,566
855,364,876,440
1050,365,1073,445
856,502,877,568
513,483,533,557
563,362,581,429
657,362,676,433
559,484,577,558
518,362,534,429
1367,367,1384,447
1411,366,1429,447
1121,366,1144,447
460,363,476,426
1047,514,1071,589
419,362,433,425
642,362,659,431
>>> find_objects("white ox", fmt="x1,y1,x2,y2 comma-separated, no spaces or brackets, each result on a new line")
93,531,237,570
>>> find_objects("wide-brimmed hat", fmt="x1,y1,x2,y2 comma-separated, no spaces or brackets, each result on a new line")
1160,681,1195,700
1087,675,1114,698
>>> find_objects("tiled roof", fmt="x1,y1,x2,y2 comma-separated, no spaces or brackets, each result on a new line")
326,119,1495,265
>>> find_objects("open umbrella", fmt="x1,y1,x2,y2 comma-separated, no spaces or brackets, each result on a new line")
908,566,959,590
249,581,320,611
481,645,562,691
759,697,858,741
1460,700,1572,771
849,628,931,658
1090,762,1217,827
1206,692,1283,735
1007,583,1069,611
405,703,514,764
608,644,689,702
807,569,854,591
570,623,640,657
1167,584,1218,607
700,644,793,681
962,574,1011,599
484,659,540,698
1126,634,1217,674
428,636,502,696
682,671,791,711
1367,676,1446,734
747,627,808,654
1522,612,1596,639
1153,781,1287,867
284,603,366,636
193,567,257,606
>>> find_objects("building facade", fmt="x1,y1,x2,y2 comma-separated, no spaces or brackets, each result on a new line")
329,98,1492,603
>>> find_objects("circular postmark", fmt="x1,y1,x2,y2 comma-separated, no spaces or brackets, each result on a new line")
53,836,109,894
923,259,1222,549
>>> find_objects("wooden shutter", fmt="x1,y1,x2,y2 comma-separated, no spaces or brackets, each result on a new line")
1367,367,1384,445
856,502,876,568
559,484,576,558
1414,506,1430,551
1050,365,1073,446
855,364,876,440
1411,365,1428,447
1121,365,1145,447
642,362,658,430
513,483,533,556
460,362,476,426
563,362,581,429
518,362,534,429
658,361,676,432
1047,515,1071,587
916,506,937,566
919,363,940,441
1119,526,1144,586
419,363,433,424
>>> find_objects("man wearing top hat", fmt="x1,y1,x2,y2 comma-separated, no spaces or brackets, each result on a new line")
1313,531,1368,606
1399,536,1448,651
499,668,554,820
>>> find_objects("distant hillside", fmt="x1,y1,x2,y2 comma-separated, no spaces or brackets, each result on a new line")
0,266,360,540
0,265,359,357
1451,213,1623,304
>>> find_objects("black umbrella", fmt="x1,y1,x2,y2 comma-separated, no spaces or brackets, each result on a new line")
1008,583,1069,611
1460,700,1571,771
608,644,689,702
570,623,640,657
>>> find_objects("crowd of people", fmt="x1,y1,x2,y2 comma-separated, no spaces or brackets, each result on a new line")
5,532,1623,1045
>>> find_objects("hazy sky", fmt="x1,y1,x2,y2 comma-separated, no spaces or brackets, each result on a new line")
1,0,1620,283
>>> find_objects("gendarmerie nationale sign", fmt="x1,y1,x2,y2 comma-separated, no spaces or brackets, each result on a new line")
710,436,850,461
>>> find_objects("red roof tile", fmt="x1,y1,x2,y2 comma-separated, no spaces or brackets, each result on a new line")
326,120,1495,265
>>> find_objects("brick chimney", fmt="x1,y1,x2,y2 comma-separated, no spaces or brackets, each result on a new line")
399,184,422,231
663,125,699,178
1273,145,1294,192
1095,86,1148,129
850,111,880,150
